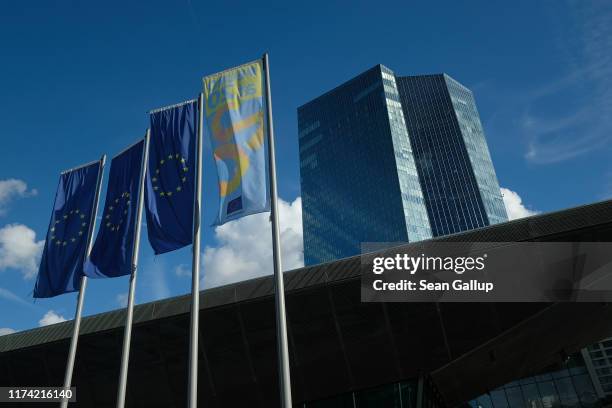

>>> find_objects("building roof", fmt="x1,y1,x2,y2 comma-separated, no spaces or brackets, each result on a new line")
2,199,612,407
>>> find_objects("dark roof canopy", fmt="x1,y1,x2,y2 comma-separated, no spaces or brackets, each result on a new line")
2,199,612,407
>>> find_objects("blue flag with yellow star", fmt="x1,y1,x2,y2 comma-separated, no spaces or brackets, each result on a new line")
34,161,101,298
84,140,144,278
145,100,197,254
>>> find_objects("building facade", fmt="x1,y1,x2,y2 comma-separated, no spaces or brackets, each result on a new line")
298,65,507,265
396,74,508,236
470,353,602,408
298,65,432,266
583,338,612,397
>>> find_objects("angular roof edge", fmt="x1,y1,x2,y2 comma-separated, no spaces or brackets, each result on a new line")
1,198,611,353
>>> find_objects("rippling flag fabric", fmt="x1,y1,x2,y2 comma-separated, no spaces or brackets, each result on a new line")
84,140,144,278
202,60,270,225
34,161,101,298
145,101,197,254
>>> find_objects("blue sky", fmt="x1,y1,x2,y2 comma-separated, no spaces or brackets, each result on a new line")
1,1,611,333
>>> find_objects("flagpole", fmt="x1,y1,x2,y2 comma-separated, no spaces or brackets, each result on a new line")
116,132,150,408
263,52,293,408
188,93,204,408
60,154,106,408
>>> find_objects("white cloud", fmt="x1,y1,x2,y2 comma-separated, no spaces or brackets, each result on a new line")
140,258,170,301
203,197,304,288
0,328,16,336
0,224,45,279
38,310,67,327
501,188,539,220
0,286,35,308
174,263,191,277
116,293,128,308
0,179,37,215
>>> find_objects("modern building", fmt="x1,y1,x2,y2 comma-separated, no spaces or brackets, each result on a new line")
298,65,507,266
298,65,432,266
1,199,612,407
396,74,508,236
583,338,612,397
469,354,601,408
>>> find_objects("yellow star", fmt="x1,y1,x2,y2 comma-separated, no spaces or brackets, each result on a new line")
153,186,159,191
75,209,79,213
183,167,188,172
81,222,86,227
70,210,74,214
115,198,119,203
55,220,60,224
79,231,83,235
176,186,182,192
167,191,173,196
109,206,114,210
160,192,165,197
80,214,85,219
152,177,157,182
62,241,67,246
175,153,180,159
106,222,111,227
51,227,55,232
160,159,165,164
126,200,130,205
111,227,115,231
71,238,76,243
124,210,128,215
63,214,68,219
168,154,173,159
106,214,110,219
156,169,160,174
182,176,187,183
56,241,61,246
181,158,185,163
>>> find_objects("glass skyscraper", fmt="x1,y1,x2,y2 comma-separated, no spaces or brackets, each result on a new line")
298,65,432,265
396,74,508,236
298,65,507,266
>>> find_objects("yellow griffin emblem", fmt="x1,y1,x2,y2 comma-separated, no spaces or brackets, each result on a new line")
209,100,264,198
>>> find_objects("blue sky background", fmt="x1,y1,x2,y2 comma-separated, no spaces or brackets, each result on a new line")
1,1,611,333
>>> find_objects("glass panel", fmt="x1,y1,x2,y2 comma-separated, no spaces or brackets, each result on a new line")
537,381,561,408
400,381,417,408
522,384,543,408
490,389,509,408
505,386,525,408
476,394,494,408
555,377,580,408
572,374,599,408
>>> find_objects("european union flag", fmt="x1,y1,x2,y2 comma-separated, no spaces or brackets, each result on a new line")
84,140,144,278
145,100,197,254
34,161,102,298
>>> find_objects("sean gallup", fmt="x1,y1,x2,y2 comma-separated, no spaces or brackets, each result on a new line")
372,279,494,293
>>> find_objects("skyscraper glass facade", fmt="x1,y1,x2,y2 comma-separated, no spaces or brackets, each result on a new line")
396,74,508,237
298,65,432,265
298,66,507,265
470,353,601,408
